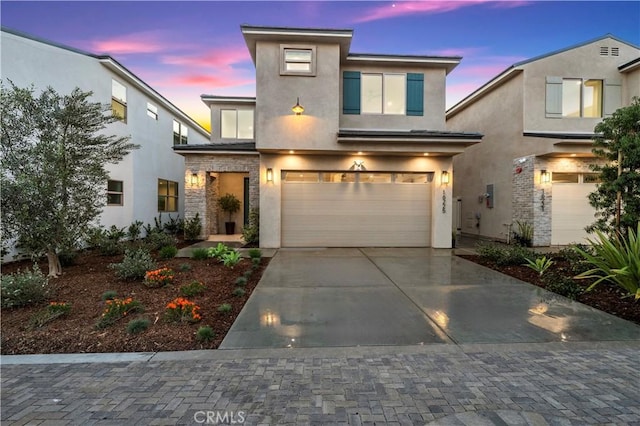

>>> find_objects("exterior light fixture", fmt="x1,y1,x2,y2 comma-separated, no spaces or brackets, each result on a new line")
266,168,273,182
190,173,198,185
441,171,450,185
292,97,304,115
353,160,365,171
540,170,550,184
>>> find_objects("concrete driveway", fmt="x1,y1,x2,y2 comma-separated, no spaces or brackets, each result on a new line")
220,248,640,349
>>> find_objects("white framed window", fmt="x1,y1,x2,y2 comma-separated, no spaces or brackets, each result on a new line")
361,73,406,115
562,79,603,118
221,109,254,139
280,45,316,76
173,120,188,145
321,172,356,183
158,179,178,212
282,171,320,182
111,80,127,122
107,180,123,206
147,103,158,120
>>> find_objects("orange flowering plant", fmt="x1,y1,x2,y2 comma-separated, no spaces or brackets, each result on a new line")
165,297,202,323
47,301,71,315
144,267,174,288
97,297,143,328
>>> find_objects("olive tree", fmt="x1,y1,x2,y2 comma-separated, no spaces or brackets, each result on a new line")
1,82,138,276
588,97,640,236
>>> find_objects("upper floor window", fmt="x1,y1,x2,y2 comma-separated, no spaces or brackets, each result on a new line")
280,45,316,76
362,73,406,115
111,80,127,122
221,109,254,139
158,179,178,212
173,120,188,145
546,76,619,118
562,79,602,118
147,102,158,120
343,71,424,116
107,180,123,206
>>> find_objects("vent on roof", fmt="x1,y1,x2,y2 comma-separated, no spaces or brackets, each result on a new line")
611,47,620,56
600,46,609,56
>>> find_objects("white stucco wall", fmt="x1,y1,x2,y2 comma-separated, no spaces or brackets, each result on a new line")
1,30,208,235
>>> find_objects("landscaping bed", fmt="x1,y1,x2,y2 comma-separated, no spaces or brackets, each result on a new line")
458,254,640,326
1,250,269,355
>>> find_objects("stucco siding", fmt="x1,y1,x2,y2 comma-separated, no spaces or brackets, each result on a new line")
449,74,524,241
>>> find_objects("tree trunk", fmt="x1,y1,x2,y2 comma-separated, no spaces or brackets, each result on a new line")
47,249,62,277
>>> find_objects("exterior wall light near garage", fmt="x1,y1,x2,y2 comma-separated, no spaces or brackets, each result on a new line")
441,171,450,185
266,168,274,182
292,97,304,115
540,170,550,184
190,173,198,186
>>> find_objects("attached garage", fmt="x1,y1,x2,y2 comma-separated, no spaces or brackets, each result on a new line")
281,171,433,247
551,172,598,245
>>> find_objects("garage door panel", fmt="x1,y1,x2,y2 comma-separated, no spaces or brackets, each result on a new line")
282,181,431,247
551,183,596,245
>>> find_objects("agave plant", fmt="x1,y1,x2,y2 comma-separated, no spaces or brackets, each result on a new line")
523,256,553,277
574,223,640,301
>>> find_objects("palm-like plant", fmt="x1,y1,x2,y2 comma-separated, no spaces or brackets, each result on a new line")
574,223,640,301
523,256,554,277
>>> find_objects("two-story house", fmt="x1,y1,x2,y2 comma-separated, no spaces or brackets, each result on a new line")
1,27,210,256
447,35,640,246
175,25,482,249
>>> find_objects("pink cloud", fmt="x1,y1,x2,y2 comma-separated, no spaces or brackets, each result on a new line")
162,46,251,68
169,73,254,88
88,31,188,55
354,1,529,23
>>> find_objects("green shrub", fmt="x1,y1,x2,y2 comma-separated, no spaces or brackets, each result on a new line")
513,221,533,247
163,214,183,236
243,270,253,279
235,276,248,287
159,245,178,259
523,256,554,276
233,287,246,297
575,224,640,300
109,248,157,280
178,263,192,272
127,220,144,241
251,257,261,268
248,248,262,259
242,208,260,245
58,247,78,267
557,244,593,275
191,248,209,260
29,302,71,328
143,230,176,252
217,303,232,313
543,271,583,300
1,264,49,308
476,242,505,262
497,245,535,266
126,318,150,334
196,326,215,343
207,243,230,259
180,281,206,297
102,290,118,301
221,250,242,268
97,297,143,328
87,226,126,256
183,213,202,241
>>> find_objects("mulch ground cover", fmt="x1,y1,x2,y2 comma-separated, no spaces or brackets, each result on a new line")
1,249,269,354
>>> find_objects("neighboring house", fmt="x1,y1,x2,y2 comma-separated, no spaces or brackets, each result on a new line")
447,35,640,246
174,25,482,248
1,28,210,259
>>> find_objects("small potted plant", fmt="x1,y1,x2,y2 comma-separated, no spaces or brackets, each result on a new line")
217,193,241,235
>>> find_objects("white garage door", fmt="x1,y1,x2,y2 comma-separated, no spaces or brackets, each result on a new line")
551,181,597,245
282,171,432,247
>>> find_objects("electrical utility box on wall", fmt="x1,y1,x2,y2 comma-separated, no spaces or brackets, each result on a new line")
486,184,494,209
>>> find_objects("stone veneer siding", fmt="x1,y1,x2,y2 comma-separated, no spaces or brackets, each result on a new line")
513,155,606,246
183,154,260,239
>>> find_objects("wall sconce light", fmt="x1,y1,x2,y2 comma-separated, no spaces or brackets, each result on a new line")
266,168,273,182
441,171,450,185
190,173,198,185
540,170,550,184
292,97,304,115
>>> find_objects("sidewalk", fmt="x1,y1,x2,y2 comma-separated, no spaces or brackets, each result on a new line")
2,342,639,425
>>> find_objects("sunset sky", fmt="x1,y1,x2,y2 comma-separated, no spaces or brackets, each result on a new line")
2,1,639,131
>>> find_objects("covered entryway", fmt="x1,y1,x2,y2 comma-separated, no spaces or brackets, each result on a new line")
281,171,432,247
551,174,597,245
